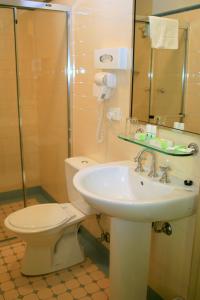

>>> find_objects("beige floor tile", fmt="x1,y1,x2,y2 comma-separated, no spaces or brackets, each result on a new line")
84,282,100,294
71,287,87,299
104,288,110,298
10,269,22,279
18,284,34,296
45,275,60,286
0,271,11,282
84,264,98,274
65,278,80,289
91,291,108,300
96,278,109,289
28,276,43,283
57,293,73,300
13,247,24,254
3,288,19,300
37,287,53,299
32,279,47,291
1,249,13,257
16,252,24,259
0,280,15,292
23,293,39,300
0,239,109,300
0,265,8,274
0,245,11,251
7,262,21,271
51,283,67,295
58,270,74,282
90,270,105,281
78,274,92,285
14,276,30,287
0,258,4,264
4,255,17,264
70,265,86,277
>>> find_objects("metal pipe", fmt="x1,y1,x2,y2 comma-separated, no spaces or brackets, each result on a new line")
13,8,27,207
135,16,188,30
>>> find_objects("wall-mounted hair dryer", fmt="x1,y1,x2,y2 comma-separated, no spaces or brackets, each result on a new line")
93,72,117,143
94,72,117,101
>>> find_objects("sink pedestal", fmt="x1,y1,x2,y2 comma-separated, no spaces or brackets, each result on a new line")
110,218,151,300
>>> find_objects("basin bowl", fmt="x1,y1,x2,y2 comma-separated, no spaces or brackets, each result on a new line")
73,161,199,222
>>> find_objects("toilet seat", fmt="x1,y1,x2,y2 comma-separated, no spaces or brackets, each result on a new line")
5,203,83,233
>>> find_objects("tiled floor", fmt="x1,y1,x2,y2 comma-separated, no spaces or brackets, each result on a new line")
0,241,109,300
0,199,39,241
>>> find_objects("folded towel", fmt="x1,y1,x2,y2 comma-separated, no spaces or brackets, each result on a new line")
149,16,179,49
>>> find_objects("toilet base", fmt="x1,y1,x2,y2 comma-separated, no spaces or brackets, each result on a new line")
21,224,84,276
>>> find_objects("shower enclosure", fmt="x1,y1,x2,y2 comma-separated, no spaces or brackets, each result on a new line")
0,1,71,243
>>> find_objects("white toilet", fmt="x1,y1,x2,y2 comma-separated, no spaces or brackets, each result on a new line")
4,157,97,276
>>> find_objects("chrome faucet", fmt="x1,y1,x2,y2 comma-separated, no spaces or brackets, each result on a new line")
134,149,158,177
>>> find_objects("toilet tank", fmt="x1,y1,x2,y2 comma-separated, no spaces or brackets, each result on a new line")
65,156,98,215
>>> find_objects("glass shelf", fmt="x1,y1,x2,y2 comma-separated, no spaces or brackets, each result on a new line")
118,134,195,157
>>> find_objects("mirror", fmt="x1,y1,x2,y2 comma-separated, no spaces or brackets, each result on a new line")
131,1,200,134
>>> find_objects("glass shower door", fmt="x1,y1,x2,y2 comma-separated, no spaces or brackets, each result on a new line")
0,8,24,242
16,9,69,206
0,6,69,243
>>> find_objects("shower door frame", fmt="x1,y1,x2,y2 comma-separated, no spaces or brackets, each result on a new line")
0,0,72,209
0,0,71,12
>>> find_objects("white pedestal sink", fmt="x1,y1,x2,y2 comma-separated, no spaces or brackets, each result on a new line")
73,161,199,300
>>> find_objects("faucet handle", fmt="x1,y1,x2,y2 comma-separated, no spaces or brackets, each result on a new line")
160,165,170,172
134,155,146,172
135,160,145,173
134,155,146,163
159,165,171,183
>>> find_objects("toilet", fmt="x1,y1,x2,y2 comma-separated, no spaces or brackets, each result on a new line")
4,157,97,276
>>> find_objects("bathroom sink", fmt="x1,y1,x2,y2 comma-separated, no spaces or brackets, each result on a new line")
73,161,198,222
74,160,199,300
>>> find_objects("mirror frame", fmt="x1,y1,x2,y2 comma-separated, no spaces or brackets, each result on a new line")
130,1,200,135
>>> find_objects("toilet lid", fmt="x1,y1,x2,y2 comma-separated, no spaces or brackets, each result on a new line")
7,203,75,231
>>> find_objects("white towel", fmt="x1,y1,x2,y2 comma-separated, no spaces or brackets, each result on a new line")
149,16,179,49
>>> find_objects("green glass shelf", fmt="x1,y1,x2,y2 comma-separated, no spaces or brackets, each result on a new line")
118,134,195,157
